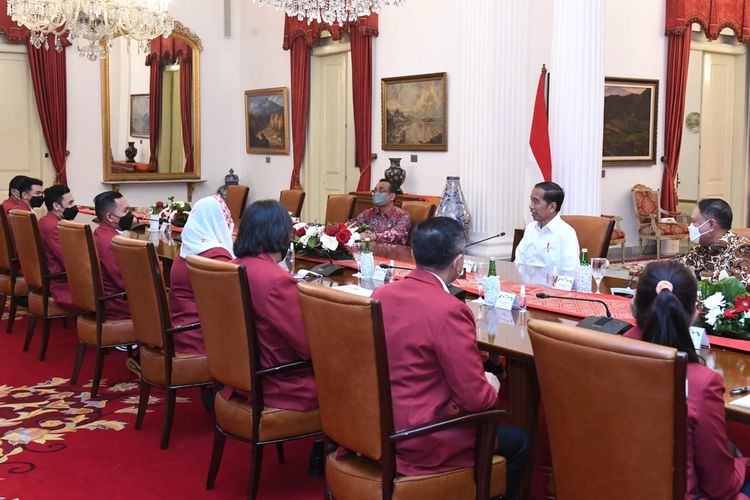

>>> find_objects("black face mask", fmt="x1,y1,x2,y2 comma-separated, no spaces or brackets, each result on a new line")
62,206,78,221
30,195,44,208
116,211,135,231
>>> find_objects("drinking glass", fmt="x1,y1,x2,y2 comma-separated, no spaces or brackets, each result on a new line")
591,257,609,294
473,262,489,298
350,241,365,284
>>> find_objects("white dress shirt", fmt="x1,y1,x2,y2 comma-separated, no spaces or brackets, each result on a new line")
514,214,580,273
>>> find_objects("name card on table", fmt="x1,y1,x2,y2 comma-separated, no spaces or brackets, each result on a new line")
553,275,574,291
495,292,517,311
689,326,710,350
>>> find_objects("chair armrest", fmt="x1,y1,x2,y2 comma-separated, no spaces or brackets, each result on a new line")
601,214,623,222
390,408,507,443
99,291,127,303
166,322,200,336
45,271,67,280
256,359,311,377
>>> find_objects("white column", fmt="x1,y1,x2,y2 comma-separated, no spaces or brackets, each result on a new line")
459,0,529,258
549,0,604,215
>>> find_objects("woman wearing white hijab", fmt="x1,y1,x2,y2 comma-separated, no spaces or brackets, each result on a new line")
168,195,235,354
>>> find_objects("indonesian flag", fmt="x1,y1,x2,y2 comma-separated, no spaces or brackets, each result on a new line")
529,65,552,182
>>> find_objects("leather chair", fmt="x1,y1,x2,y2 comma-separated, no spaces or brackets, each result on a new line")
111,236,212,449
58,221,136,397
632,184,689,259
400,200,435,246
325,194,356,224
279,189,306,218
528,319,687,500
297,282,507,500
0,209,27,333
8,210,79,360
510,228,525,262
226,184,250,226
602,214,626,263
186,255,321,499
561,215,615,259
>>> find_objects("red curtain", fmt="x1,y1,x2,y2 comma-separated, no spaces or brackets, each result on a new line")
0,0,29,44
179,46,194,173
145,48,162,171
661,32,691,212
289,37,311,190
666,0,750,42
27,38,68,184
351,27,374,191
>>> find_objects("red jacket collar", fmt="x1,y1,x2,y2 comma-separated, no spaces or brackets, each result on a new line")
405,268,445,289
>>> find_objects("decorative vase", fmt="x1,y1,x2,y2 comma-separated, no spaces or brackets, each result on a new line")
436,176,472,233
147,215,159,232
124,141,137,163
218,169,240,199
384,158,406,194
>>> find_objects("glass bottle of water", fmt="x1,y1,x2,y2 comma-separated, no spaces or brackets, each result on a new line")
360,238,375,280
484,257,500,307
576,248,592,293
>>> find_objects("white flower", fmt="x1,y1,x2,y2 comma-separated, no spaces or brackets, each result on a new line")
293,222,307,231
320,234,338,251
705,308,723,327
719,270,730,280
703,292,726,311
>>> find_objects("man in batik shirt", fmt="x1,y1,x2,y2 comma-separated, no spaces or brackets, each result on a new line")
679,198,750,286
351,179,411,245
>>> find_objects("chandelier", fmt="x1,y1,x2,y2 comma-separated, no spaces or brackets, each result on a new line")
252,0,405,27
6,0,175,61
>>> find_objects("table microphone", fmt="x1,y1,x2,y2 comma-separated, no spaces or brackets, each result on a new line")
465,233,506,248
535,292,632,335
379,263,413,271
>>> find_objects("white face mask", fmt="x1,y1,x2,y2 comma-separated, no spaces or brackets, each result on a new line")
688,220,710,244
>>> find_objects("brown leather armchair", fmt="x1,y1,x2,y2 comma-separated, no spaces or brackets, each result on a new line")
297,282,508,500
0,209,27,333
226,184,250,226
111,236,212,449
560,215,615,260
58,221,136,397
8,210,79,360
325,194,356,224
400,200,435,246
186,255,321,499
280,189,306,218
528,319,687,499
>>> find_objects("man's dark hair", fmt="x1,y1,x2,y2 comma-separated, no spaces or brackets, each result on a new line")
698,198,732,230
9,175,28,196
44,185,70,211
377,178,396,194
534,181,565,212
234,200,292,257
94,191,123,221
412,217,467,270
19,177,43,195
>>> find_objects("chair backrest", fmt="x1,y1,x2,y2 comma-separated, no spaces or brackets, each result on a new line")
400,200,435,246
280,189,306,218
528,320,687,500
0,209,16,273
111,236,169,348
561,215,615,259
58,220,104,314
732,227,750,240
186,255,255,393
8,209,47,289
325,194,356,224
632,183,660,221
297,282,392,462
226,184,250,226
510,228,524,262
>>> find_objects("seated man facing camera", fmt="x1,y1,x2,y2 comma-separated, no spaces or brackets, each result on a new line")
350,179,411,245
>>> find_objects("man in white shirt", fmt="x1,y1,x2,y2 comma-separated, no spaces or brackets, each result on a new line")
514,181,580,273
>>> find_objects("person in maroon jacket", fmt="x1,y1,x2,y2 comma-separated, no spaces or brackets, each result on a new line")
372,217,528,499
626,260,750,500
16,177,44,212
2,175,30,213
38,184,79,310
92,191,134,320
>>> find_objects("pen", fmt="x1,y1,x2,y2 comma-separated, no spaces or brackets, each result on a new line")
731,386,750,396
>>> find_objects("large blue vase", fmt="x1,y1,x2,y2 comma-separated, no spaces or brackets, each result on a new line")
436,176,472,233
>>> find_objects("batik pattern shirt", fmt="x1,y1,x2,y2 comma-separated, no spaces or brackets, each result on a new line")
680,231,750,286
352,206,411,245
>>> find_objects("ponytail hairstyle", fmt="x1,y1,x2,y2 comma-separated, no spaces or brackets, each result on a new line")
634,260,702,364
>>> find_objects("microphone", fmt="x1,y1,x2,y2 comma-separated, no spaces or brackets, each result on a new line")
379,263,413,271
465,233,506,248
534,292,632,335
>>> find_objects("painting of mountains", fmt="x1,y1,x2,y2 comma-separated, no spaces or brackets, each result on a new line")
245,87,289,154
382,73,447,151
603,78,658,164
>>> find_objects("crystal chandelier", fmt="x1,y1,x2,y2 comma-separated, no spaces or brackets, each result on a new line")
253,0,405,27
6,0,175,61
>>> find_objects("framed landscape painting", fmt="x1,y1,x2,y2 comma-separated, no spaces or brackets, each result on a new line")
381,72,447,151
129,94,149,138
245,87,290,155
602,78,658,165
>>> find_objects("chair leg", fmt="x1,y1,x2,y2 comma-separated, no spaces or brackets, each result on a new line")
206,427,226,490
62,317,69,330
247,443,264,500
621,242,626,264
135,381,151,430
91,347,106,398
39,318,52,361
160,388,177,450
1,294,10,333
71,343,86,384
23,315,37,351
5,296,17,334
275,442,285,464
656,239,661,260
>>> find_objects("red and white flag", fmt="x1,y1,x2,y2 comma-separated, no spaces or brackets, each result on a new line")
529,65,552,183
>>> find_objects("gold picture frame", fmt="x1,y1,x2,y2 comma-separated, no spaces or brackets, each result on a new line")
245,87,290,155
603,77,659,165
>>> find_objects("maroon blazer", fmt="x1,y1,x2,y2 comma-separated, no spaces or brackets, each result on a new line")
372,269,499,476
93,224,130,320
168,247,232,354
38,213,75,310
232,253,317,411
2,198,29,214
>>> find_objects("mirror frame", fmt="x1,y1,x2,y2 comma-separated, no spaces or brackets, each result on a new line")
101,21,202,181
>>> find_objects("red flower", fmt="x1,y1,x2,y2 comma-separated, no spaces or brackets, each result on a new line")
294,227,307,237
724,308,741,319
324,226,337,236
336,229,351,245
337,223,348,231
735,296,750,312
155,201,164,208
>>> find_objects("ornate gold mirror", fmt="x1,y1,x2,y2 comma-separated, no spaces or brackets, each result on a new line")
101,21,201,181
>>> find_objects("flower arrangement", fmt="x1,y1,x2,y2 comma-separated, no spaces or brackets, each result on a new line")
151,196,192,228
697,276,750,340
293,222,362,259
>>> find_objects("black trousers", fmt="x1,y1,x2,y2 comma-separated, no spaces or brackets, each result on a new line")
496,424,530,500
